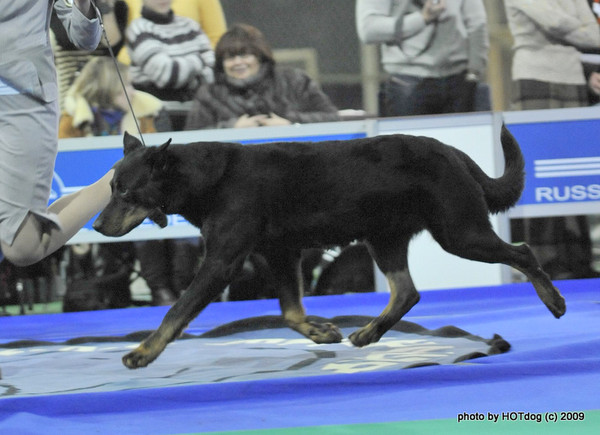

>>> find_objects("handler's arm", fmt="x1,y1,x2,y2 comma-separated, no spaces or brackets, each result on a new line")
74,0,96,19
54,0,101,50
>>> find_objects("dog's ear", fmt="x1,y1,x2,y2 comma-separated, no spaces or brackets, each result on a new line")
147,208,168,228
158,138,172,152
149,138,173,177
123,131,144,155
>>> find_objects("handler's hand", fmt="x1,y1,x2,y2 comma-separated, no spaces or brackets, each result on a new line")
589,72,600,96
234,114,269,128
422,0,446,24
258,113,292,127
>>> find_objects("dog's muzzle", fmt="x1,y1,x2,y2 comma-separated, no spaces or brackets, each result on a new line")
93,203,168,237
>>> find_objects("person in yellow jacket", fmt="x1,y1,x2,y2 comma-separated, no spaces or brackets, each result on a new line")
59,57,168,138
118,0,227,64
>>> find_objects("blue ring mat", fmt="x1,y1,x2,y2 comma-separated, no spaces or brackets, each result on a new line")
0,278,598,434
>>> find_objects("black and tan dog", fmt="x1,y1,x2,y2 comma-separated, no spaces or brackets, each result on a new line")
94,126,566,369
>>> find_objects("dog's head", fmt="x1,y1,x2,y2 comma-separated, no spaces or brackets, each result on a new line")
93,132,173,237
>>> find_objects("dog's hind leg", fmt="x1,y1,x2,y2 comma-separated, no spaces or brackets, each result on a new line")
263,248,342,343
435,222,566,319
349,237,420,347
508,243,566,318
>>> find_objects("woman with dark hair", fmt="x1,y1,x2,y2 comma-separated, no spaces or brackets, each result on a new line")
184,23,339,130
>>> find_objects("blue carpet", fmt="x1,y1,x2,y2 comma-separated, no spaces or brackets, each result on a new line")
0,279,598,434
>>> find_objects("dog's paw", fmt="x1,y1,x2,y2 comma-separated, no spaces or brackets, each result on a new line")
305,321,343,344
348,325,382,348
546,291,566,319
534,282,567,319
122,345,158,369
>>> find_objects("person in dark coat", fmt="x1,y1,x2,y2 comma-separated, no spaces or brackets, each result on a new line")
184,23,339,130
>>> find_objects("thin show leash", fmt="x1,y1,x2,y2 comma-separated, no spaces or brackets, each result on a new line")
89,0,147,146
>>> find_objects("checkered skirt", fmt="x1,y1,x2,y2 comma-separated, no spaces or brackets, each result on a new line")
511,79,589,110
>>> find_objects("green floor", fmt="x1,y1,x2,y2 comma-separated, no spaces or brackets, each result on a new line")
197,410,600,435
1,301,63,316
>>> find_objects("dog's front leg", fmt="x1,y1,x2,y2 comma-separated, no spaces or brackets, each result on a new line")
263,248,343,344
122,254,245,369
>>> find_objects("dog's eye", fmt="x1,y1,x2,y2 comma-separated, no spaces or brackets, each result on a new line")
119,188,130,199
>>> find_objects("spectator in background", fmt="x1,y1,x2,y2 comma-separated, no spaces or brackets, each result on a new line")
126,0,215,129
122,0,226,49
52,0,129,109
184,23,340,130
505,0,600,110
583,0,600,105
587,65,600,104
59,57,168,137
356,0,490,116
504,0,600,280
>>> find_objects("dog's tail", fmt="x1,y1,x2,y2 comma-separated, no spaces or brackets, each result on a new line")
461,124,525,214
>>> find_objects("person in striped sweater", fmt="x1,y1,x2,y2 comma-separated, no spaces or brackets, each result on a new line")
122,0,226,49
126,0,215,111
